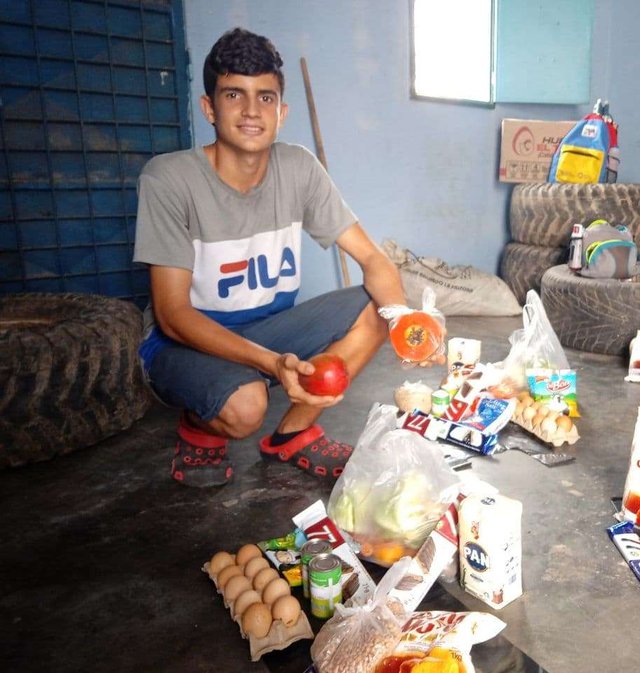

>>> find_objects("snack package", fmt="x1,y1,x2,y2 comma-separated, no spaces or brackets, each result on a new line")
607,520,640,582
258,529,307,587
327,404,461,567
375,610,507,673
402,410,500,456
440,337,482,395
385,498,462,613
310,558,410,673
379,286,446,366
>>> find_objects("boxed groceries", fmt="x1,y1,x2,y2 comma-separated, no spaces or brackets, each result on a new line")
499,119,575,183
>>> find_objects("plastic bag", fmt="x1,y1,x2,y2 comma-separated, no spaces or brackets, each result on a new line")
328,404,460,567
378,286,446,366
488,290,569,398
310,558,410,673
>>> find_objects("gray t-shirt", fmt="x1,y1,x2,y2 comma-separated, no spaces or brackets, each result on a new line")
133,142,356,364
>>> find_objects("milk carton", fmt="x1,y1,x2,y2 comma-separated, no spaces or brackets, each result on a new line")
458,494,522,609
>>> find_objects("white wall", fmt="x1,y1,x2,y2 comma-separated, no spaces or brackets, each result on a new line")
183,0,640,300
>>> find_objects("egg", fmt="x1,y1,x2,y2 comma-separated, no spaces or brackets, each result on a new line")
540,417,557,435
537,405,550,417
241,602,272,638
243,556,270,579
253,567,280,594
232,589,262,619
519,393,534,406
556,415,573,433
522,406,537,422
271,594,301,627
235,543,263,568
531,413,545,428
216,564,243,590
223,574,252,602
261,577,291,606
209,550,234,578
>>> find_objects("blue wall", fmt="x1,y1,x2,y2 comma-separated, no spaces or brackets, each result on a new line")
183,0,639,301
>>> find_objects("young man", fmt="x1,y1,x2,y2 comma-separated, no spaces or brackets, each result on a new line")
133,27,413,487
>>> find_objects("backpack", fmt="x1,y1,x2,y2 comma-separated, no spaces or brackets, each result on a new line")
579,219,637,279
549,99,618,184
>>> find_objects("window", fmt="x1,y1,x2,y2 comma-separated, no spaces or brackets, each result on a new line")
412,0,494,104
411,0,594,105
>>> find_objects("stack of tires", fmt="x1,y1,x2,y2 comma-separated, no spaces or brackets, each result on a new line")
500,183,640,306
500,182,640,356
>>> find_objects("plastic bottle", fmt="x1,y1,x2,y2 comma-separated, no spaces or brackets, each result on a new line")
567,223,584,272
621,407,640,522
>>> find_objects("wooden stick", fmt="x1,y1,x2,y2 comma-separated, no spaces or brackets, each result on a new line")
300,57,351,287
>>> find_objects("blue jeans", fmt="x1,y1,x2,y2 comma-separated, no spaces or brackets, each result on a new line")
147,286,372,421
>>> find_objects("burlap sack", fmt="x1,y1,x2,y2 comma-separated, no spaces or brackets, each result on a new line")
382,239,521,316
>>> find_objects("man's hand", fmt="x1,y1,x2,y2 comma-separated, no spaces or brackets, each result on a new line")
275,353,345,407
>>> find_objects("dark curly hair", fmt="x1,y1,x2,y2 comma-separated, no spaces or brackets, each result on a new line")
203,27,285,98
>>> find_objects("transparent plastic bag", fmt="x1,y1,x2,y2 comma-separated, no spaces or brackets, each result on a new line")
378,286,446,367
310,558,410,673
328,404,460,567
489,290,570,398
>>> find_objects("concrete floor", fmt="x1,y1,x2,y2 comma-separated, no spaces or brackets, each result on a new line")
1,315,638,673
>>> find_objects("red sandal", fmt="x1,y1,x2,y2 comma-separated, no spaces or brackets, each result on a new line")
171,412,233,487
259,425,353,480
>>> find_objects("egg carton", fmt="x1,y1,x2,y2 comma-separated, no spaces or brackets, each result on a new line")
202,561,314,661
510,410,580,448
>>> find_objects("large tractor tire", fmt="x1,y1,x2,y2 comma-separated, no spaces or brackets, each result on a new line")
510,183,640,247
0,293,152,468
540,265,640,356
500,242,568,306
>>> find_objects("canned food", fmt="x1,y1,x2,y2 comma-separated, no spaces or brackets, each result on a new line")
431,389,450,417
300,539,332,598
309,553,342,619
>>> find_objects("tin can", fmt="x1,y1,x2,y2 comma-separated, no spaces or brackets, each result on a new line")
309,553,342,619
300,539,332,598
568,223,584,271
431,389,450,417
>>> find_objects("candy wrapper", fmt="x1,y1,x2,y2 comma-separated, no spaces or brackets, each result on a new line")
378,286,446,366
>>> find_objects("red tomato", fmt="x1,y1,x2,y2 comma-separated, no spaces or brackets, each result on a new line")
299,353,350,396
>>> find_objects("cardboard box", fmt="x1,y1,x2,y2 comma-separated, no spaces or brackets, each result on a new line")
499,119,576,183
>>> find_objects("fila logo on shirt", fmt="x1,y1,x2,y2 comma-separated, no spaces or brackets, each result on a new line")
218,247,296,298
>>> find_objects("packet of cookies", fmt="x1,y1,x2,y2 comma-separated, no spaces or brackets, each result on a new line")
374,610,506,673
